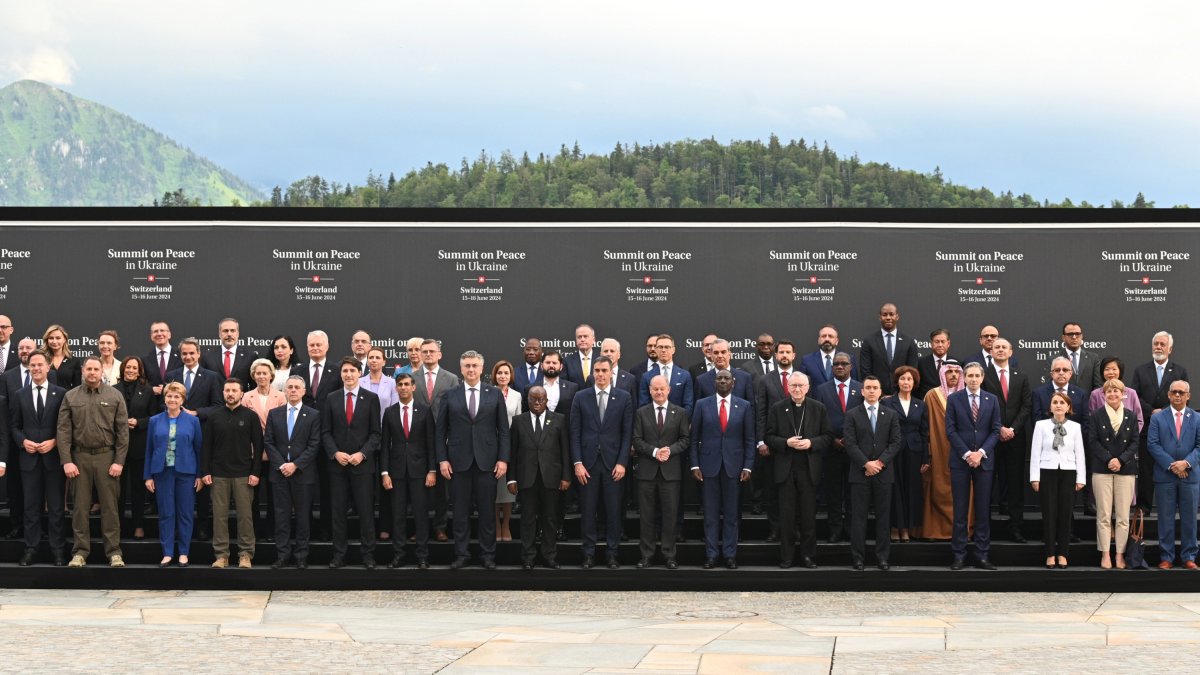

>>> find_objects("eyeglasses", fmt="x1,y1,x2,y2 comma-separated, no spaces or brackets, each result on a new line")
1169,390,1189,396
1063,331,1082,337
980,333,998,339
832,361,851,367
1051,368,1072,373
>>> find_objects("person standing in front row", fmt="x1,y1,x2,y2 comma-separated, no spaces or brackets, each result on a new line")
509,385,571,570
690,369,754,570
843,375,902,570
145,382,202,567
944,362,1001,570
264,375,321,569
1029,391,1086,569
1147,380,1200,570
380,373,437,569
12,351,67,566
322,357,381,570
202,378,263,569
632,375,689,569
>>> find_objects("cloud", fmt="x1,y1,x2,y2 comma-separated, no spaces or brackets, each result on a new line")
6,46,77,85
0,5,77,85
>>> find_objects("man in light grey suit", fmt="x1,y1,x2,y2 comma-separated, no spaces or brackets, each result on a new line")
412,338,460,540
1056,322,1104,391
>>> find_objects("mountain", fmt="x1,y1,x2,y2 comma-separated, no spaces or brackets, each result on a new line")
0,80,263,206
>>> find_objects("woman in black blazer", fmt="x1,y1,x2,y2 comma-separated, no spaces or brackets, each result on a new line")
42,324,81,390
1087,379,1139,569
117,356,160,539
882,366,930,543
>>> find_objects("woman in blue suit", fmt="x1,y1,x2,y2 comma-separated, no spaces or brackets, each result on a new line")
882,366,930,543
145,382,203,567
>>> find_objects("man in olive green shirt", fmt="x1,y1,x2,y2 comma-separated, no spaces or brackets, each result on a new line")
57,356,129,567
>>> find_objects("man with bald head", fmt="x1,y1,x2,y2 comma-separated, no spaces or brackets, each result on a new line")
0,314,16,372
508,385,570,569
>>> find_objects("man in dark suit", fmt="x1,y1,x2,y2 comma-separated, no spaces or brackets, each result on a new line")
290,329,340,540
695,339,754,401
1129,331,1188,513
810,352,862,543
688,333,718,382
965,325,1020,370
2,337,38,540
570,356,634,568
144,321,182,396
512,337,542,395
12,352,67,565
981,337,1033,543
534,350,579,427
765,372,832,569
916,329,954,399
628,333,659,384
1146,381,1200,569
1057,322,1103,391
412,338,460,540
639,335,693,415
945,362,1002,570
436,350,510,569
843,376,902,570
1032,357,1089,425
798,324,857,389
632,375,689,569
859,302,919,395
164,337,222,421
200,318,259,391
379,373,436,569
738,333,777,382
508,385,570,569
564,323,602,388
601,338,639,403
754,339,798,540
2,338,37,403
264,374,322,569
349,330,372,373
321,357,382,569
690,369,755,569
0,314,15,372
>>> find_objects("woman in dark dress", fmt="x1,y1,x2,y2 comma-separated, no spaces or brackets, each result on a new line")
118,356,160,539
43,324,81,389
882,365,930,542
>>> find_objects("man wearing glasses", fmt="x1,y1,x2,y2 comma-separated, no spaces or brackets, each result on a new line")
1056,323,1103,391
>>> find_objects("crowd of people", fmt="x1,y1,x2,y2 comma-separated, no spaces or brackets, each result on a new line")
0,306,1197,571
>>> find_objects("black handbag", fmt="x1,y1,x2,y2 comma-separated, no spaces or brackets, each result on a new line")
1124,508,1149,569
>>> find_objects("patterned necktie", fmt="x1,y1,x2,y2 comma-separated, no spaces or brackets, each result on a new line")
345,392,354,424
184,369,193,394
468,387,477,420
971,394,979,423
780,370,789,393
824,354,832,380
582,355,591,382
159,351,167,381
662,365,670,384
719,398,728,433
425,371,435,402
597,390,607,422
885,333,894,363
311,364,321,396
868,405,876,432
23,369,30,388
1071,352,1078,374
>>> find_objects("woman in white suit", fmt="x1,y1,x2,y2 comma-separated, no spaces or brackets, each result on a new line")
1030,391,1087,569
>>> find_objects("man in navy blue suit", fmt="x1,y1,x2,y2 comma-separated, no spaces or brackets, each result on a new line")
639,335,693,415
811,352,862,543
1146,380,1200,569
798,324,857,388
689,369,754,569
695,339,754,401
564,324,602,388
436,350,511,570
945,362,1002,570
512,337,542,396
570,356,634,568
165,338,222,421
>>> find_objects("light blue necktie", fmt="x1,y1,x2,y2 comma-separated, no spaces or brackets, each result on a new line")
1157,364,1165,386
287,406,297,439
869,405,877,432
184,369,193,394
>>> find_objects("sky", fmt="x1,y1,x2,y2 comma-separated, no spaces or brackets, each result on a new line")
2,1,1196,206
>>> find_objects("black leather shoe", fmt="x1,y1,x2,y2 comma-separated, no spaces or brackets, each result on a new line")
637,558,650,569
450,557,468,570
483,559,497,570
389,555,406,568
416,559,430,570
19,549,35,566
878,561,891,571
363,556,376,570
703,558,716,569
1070,534,1081,543
52,552,67,567
6,528,22,540
522,561,534,571
802,557,818,569
852,560,864,571
581,556,594,569
779,559,793,569
977,558,997,570
328,557,345,569
950,558,965,570
271,559,287,569
765,530,779,543
295,559,308,569
665,559,678,570
607,557,620,570
1010,529,1028,543
725,558,738,570
545,560,560,569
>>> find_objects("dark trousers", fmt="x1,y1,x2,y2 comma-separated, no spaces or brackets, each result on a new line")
579,463,624,558
951,466,993,560
390,474,430,561
999,438,1026,527
637,477,680,560
377,480,393,536
329,464,376,559
153,467,195,557
270,473,314,562
316,457,332,537
823,450,849,537
1136,437,1155,511
700,469,741,560
778,463,817,561
253,465,275,537
431,474,450,533
6,446,23,532
122,456,148,531
22,460,66,551
1038,468,1076,558
451,463,497,561
520,481,562,564
850,478,892,564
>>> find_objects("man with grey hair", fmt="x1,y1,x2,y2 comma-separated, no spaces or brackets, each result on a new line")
201,317,258,391
1131,331,1190,513
291,329,339,539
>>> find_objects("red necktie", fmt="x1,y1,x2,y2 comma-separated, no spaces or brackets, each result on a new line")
1176,410,1183,439
780,370,789,393
719,398,728,433
158,351,167,381
345,391,354,424
403,404,410,438
999,368,1009,401
971,394,979,423
838,382,847,412
223,350,233,378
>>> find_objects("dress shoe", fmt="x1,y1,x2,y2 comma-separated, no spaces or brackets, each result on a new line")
544,560,560,570
581,556,594,569
389,555,406,568
271,558,288,569
852,560,865,571
295,559,307,569
449,557,468,570
435,530,449,542
1069,534,1081,543
19,549,36,566
665,559,678,570
522,561,534,571
950,558,965,571
1009,529,1027,543
779,559,793,569
483,559,497,570
1157,560,1173,570
5,527,22,540
416,559,430,570
363,555,376,570
52,552,67,567
703,558,716,569
765,530,779,543
1185,560,1199,570
607,557,620,570
637,558,650,569
828,532,845,544
328,556,346,569
976,558,997,570
802,557,818,569
878,561,891,571
725,558,737,570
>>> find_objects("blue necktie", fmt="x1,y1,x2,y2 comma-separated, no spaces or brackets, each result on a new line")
287,406,297,439
869,405,876,432
824,355,831,380
1157,365,1165,386
23,370,30,388
184,369,193,394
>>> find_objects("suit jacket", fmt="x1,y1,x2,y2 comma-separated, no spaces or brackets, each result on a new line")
982,364,1033,436
798,350,858,388
688,394,755,478
532,377,579,429
880,395,931,464
1032,382,1089,430
842,402,903,483
765,397,833,486
143,348,183,388
1087,405,1138,476
639,363,693,416
1147,406,1200,484
3,365,55,415
944,388,1002,471
695,366,755,403
738,357,778,383
264,403,322,484
1057,347,1104,391
628,359,655,384
120,380,161,460
1130,360,1189,424
859,330,919,394
435,383,511,471
563,346,602,388
290,360,341,409
509,410,570,489
378,400,435,480
512,361,541,395
755,367,794,446
412,366,460,419
632,402,689,481
965,350,1020,370
50,356,82,390
201,346,260,388
612,368,639,406
569,386,634,471
11,383,66,471
0,342,15,371
144,412,203,477
688,360,713,383
915,353,954,400
812,378,864,441
164,366,222,420
320,388,381,476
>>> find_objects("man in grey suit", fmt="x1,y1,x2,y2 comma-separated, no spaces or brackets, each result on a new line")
843,375,902,570
632,375,690,569
1057,322,1104,391
413,338,459,540
507,385,570,569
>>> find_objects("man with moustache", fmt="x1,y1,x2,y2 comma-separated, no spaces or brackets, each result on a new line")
632,375,689,569
799,324,857,388
1057,322,1103,391
739,333,778,380
628,333,659,383
200,318,259,391
916,329,954,399
695,339,754,401
858,302,919,395
1130,331,1189,513
380,373,436,569
508,385,570,569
